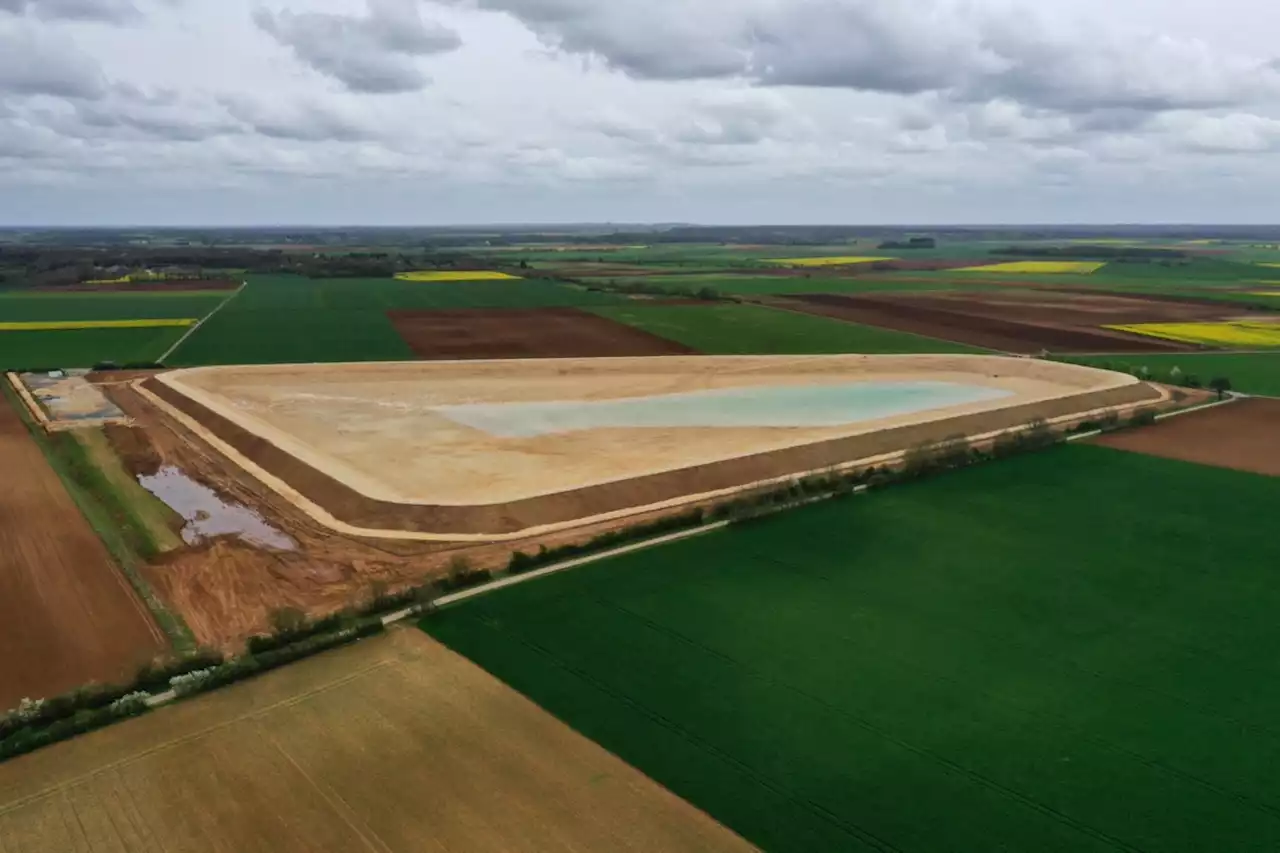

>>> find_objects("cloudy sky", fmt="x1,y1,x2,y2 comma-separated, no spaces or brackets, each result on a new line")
3,0,1280,225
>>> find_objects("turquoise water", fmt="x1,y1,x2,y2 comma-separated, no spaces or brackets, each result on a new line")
436,381,1012,438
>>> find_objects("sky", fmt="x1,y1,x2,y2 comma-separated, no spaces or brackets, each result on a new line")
3,0,1280,226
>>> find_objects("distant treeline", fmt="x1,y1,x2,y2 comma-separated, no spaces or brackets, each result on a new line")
992,245,1188,261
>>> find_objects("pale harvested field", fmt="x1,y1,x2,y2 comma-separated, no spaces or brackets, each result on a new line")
157,355,1138,507
0,629,756,852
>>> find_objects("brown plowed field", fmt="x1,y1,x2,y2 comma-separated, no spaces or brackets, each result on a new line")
32,280,239,293
1093,398,1280,476
0,396,163,709
140,374,1161,538
0,629,755,853
388,307,695,359
786,291,1216,353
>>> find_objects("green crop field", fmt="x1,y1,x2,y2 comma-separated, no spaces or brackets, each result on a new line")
582,274,1007,296
0,292,229,322
1068,353,1280,397
0,326,189,369
426,445,1280,853
168,274,627,366
590,303,985,354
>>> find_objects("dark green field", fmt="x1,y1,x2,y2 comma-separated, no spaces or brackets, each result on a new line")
583,274,1005,296
427,445,1280,853
590,303,985,354
1068,353,1280,397
0,327,189,369
0,292,230,322
168,274,626,365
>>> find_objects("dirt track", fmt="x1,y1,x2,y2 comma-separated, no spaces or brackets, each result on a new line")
389,307,695,359
141,357,1162,538
1093,398,1280,476
0,396,163,709
784,291,1217,353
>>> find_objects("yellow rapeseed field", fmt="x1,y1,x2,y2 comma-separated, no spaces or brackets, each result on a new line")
955,261,1107,274
0,319,196,331
1256,263,1280,269
768,256,894,267
1106,321,1280,347
82,277,132,285
395,270,521,281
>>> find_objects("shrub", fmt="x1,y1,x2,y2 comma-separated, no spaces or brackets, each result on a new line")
1130,408,1158,427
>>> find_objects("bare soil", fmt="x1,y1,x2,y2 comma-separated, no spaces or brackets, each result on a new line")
0,396,163,709
140,369,1160,538
1093,398,1280,476
388,307,695,359
783,291,1223,353
0,629,756,853
102,382,743,648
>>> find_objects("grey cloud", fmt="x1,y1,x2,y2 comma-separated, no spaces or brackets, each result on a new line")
1,0,140,23
222,96,375,142
0,26,107,98
255,0,461,94
461,0,1280,115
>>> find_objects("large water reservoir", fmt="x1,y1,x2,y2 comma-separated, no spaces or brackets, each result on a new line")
436,381,1013,438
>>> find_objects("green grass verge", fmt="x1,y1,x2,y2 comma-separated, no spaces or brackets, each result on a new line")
590,303,987,354
3,386,195,653
1066,352,1280,397
425,445,1280,853
0,326,190,371
72,429,185,554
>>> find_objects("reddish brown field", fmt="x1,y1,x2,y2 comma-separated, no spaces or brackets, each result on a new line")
0,397,163,709
1093,398,1280,477
388,307,695,359
33,280,239,293
784,290,1220,353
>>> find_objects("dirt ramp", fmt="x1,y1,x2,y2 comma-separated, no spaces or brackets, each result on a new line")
389,307,694,359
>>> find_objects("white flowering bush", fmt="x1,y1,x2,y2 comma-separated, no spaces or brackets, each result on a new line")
109,691,151,716
2,697,46,726
169,667,218,696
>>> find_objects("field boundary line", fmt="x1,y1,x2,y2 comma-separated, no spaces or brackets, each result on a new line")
5,372,51,430
256,722,393,853
746,297,1006,354
158,279,245,364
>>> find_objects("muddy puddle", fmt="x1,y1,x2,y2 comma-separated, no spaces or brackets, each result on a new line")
137,466,297,551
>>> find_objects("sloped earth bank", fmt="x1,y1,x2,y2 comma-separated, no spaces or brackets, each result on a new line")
142,356,1162,539
1092,398,1280,476
103,382,743,648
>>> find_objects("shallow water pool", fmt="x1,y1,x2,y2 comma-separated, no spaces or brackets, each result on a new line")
436,381,1013,438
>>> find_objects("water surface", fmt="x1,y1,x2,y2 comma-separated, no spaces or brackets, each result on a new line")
137,466,296,550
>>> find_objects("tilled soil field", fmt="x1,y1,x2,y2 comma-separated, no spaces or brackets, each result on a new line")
0,395,163,709
1093,398,1280,476
388,307,695,359
0,629,755,853
785,291,1210,353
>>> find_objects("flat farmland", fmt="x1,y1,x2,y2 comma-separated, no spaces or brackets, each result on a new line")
0,326,190,370
585,274,1005,296
169,274,627,366
0,394,163,710
389,307,695,359
589,303,987,354
784,290,1226,353
427,445,1280,853
0,629,753,853
1093,398,1280,476
0,291,229,321
1068,352,1280,397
